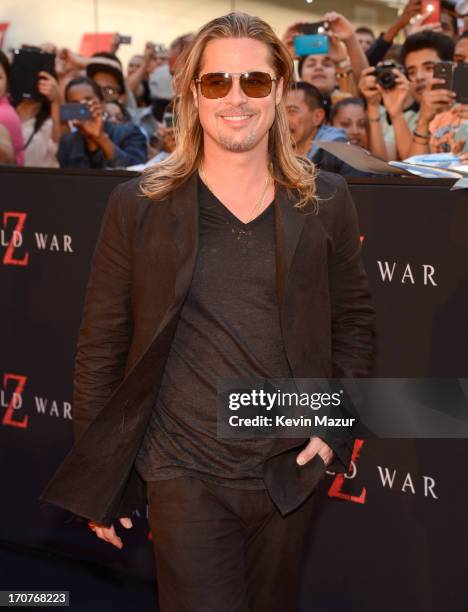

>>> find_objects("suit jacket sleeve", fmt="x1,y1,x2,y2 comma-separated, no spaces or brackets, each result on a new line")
73,182,134,443
321,174,376,472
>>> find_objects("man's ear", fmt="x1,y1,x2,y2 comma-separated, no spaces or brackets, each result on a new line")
190,80,199,108
311,107,325,128
275,76,284,105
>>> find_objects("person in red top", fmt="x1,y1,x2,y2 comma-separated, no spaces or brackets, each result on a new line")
0,51,24,165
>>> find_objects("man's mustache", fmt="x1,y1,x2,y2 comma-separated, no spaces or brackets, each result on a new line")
215,108,258,117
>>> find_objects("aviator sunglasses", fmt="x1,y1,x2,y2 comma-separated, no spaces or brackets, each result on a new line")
194,71,277,99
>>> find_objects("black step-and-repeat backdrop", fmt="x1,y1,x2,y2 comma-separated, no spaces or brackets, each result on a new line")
1,167,468,612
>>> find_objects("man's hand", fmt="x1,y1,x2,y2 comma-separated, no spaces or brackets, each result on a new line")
88,517,133,549
379,69,411,119
281,21,305,60
358,66,382,108
419,78,456,123
324,11,355,42
144,41,156,62
56,48,88,76
76,99,105,142
37,71,61,104
408,11,442,35
110,33,121,55
399,0,422,27
296,436,334,467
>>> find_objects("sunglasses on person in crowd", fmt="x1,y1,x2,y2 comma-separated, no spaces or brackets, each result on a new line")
194,71,277,99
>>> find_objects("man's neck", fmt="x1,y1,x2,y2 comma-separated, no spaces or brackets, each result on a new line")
200,134,275,222
202,135,270,193
296,126,318,156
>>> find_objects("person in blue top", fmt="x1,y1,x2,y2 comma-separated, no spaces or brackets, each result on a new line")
58,77,147,169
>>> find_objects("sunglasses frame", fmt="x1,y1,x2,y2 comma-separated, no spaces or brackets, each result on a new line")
194,71,278,99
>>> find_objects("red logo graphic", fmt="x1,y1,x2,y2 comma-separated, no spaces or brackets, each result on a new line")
327,438,366,504
2,373,28,428
2,212,29,266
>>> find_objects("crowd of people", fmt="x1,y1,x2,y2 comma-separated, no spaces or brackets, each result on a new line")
0,0,467,172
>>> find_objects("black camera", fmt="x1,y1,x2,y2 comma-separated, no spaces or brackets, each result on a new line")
374,60,404,90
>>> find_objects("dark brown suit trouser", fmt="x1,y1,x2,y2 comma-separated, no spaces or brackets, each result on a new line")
147,474,318,612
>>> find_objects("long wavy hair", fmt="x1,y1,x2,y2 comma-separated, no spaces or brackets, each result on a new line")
140,12,317,209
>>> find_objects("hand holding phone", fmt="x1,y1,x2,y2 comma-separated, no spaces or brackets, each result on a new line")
64,99,104,143
37,71,61,104
77,99,105,141
10,48,56,104
421,0,440,25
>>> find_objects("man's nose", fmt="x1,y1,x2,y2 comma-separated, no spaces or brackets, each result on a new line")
415,68,426,82
223,76,249,106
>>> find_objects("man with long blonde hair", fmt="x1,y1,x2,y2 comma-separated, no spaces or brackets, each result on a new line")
41,11,375,611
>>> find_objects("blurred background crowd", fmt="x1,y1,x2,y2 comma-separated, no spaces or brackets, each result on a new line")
0,0,467,173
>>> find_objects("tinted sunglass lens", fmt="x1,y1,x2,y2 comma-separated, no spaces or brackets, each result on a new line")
200,74,232,98
241,72,272,97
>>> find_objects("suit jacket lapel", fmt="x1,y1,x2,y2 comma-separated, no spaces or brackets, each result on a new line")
129,173,199,374
169,172,199,308
274,185,307,324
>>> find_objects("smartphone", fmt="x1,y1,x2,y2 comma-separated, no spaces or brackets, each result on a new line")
294,34,329,57
163,111,174,128
118,34,132,45
432,61,455,90
453,63,468,103
59,103,92,122
9,48,56,104
298,21,329,35
421,0,440,24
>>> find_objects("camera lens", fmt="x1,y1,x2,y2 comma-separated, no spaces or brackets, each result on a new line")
376,69,396,90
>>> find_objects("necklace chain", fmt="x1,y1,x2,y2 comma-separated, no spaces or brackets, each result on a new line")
199,162,271,224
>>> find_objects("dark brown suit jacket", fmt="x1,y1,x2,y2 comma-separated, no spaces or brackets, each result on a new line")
40,169,375,527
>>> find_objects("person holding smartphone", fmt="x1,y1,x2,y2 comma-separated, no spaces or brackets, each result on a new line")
13,51,62,167
0,50,24,165
427,35,468,162
400,30,456,158
283,12,368,102
57,76,147,169
125,44,159,139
